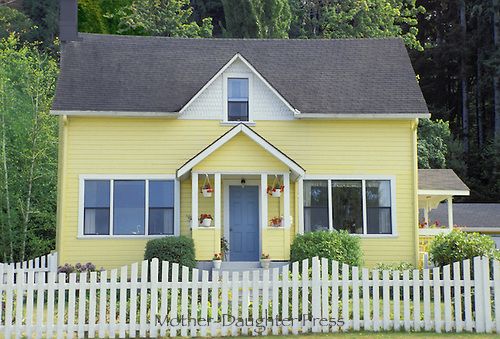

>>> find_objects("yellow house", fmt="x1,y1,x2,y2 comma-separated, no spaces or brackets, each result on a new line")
52,29,431,269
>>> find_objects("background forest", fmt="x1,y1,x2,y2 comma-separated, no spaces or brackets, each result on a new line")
0,0,499,262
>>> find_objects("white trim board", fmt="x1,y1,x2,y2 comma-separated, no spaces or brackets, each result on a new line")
294,112,431,120
176,124,305,178
418,189,470,196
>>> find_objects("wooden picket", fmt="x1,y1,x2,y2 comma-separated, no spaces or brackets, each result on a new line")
0,256,498,338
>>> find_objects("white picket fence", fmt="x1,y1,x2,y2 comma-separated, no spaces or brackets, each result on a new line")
0,256,499,338
0,252,58,283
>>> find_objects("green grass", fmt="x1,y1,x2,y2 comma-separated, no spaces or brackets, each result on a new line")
235,332,499,338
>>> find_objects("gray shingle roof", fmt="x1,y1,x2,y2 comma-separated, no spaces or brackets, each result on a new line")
52,33,429,115
418,169,469,192
428,203,500,228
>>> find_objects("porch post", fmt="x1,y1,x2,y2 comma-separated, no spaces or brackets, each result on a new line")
214,173,221,229
424,200,429,226
283,172,291,228
297,176,304,234
191,173,198,228
447,197,453,230
261,174,268,229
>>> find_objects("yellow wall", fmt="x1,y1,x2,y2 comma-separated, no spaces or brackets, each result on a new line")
57,118,417,268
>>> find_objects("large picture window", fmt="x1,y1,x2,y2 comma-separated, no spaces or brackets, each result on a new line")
81,178,176,236
303,178,394,235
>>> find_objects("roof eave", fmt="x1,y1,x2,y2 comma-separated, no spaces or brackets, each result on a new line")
294,112,431,120
50,110,180,118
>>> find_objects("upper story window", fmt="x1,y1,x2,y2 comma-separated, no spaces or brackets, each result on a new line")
303,178,394,235
227,78,249,121
82,178,175,237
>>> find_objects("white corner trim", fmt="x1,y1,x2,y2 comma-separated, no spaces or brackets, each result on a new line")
294,112,431,120
51,110,179,118
418,189,470,196
179,53,298,116
176,124,305,178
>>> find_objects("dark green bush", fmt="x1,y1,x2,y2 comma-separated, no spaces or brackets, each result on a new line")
429,229,500,267
290,230,363,267
144,236,196,269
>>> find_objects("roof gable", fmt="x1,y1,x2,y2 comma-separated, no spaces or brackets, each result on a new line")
52,34,429,117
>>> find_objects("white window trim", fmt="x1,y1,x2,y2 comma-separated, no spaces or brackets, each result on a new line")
302,174,398,237
222,72,253,124
78,174,180,239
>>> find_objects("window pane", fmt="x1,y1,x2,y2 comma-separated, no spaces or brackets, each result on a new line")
149,209,174,235
84,208,110,235
228,102,248,121
366,180,391,207
367,207,392,234
113,180,145,235
149,180,174,208
304,208,329,232
304,180,328,207
331,180,363,234
228,78,248,100
84,180,110,208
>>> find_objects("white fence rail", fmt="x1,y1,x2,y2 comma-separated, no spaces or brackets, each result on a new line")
0,256,499,338
0,252,58,283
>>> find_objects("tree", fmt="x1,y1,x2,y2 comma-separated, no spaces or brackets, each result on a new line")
417,118,451,169
0,6,34,41
22,0,59,49
115,0,212,37
0,34,58,262
221,0,260,37
78,0,109,33
322,0,424,50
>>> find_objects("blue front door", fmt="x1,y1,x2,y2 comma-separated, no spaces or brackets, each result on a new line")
229,185,259,261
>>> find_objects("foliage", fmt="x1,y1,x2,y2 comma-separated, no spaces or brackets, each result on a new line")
221,0,291,38
374,261,416,271
57,262,101,274
322,0,424,51
22,0,59,49
144,236,197,269
417,118,451,168
0,7,34,41
78,0,109,33
220,236,229,259
0,34,59,262
429,229,500,267
112,0,212,37
290,230,363,267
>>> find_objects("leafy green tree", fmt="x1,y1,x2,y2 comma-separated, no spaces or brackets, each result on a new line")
22,0,59,49
78,0,109,33
115,0,212,37
322,0,424,50
0,34,58,262
417,118,451,169
0,6,34,41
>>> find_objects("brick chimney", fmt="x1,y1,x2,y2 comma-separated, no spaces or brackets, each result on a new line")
59,0,78,42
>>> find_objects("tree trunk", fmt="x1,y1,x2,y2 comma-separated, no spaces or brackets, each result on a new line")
460,0,469,151
494,0,500,137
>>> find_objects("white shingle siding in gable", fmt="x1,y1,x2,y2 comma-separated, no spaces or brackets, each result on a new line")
179,60,294,120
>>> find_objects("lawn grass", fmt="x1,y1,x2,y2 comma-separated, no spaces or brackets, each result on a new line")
236,332,499,338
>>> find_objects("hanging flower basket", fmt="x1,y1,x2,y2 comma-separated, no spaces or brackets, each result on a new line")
269,216,283,227
201,174,213,198
267,175,284,198
199,214,213,227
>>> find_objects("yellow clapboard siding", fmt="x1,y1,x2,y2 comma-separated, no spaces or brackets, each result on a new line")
57,118,417,269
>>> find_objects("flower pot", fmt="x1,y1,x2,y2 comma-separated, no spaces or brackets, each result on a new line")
270,222,282,228
271,190,281,198
202,188,212,198
260,259,271,269
213,260,222,270
201,218,212,227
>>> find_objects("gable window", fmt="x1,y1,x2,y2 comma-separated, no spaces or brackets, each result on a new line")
227,78,249,121
81,178,176,236
303,178,394,235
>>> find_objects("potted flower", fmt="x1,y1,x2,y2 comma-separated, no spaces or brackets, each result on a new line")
269,216,283,227
212,253,222,269
199,214,213,227
260,253,271,269
267,183,284,197
201,182,213,198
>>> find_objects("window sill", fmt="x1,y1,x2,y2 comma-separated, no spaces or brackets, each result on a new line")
356,233,399,238
220,121,256,126
77,234,176,239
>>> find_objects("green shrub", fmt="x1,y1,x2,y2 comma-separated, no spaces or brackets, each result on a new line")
144,236,196,269
290,230,363,267
374,261,416,272
429,229,500,267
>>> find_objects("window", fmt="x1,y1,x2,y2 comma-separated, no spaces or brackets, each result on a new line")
81,178,176,236
84,180,110,235
149,180,174,235
303,181,329,232
227,78,249,121
303,178,394,235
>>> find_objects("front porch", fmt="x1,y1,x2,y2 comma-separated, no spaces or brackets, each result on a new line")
176,124,305,263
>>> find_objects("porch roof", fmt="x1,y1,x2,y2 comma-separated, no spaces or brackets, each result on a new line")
176,124,305,179
418,169,469,196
